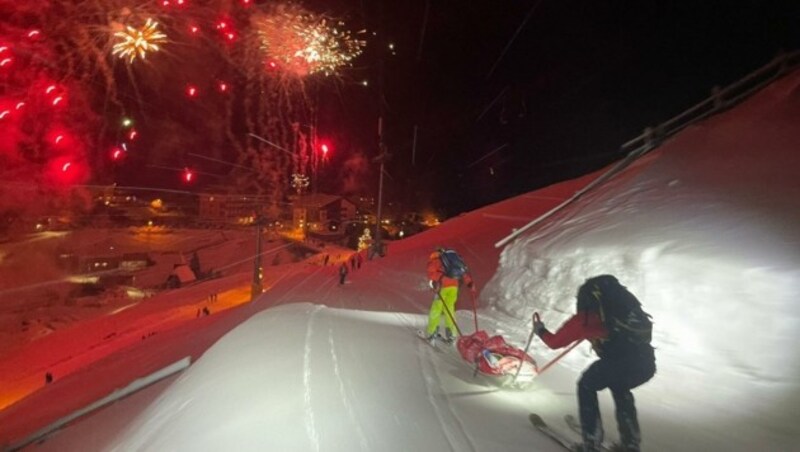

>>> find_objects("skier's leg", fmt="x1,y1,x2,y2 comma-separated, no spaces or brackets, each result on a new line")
578,360,614,451
440,287,458,338
611,387,641,451
609,353,654,451
426,297,443,336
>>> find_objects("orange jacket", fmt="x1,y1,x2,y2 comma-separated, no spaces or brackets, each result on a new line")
427,251,473,289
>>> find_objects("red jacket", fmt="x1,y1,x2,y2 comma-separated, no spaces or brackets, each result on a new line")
427,251,473,289
540,310,608,350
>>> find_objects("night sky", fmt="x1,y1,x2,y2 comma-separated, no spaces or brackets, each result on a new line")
83,1,800,218
316,0,800,217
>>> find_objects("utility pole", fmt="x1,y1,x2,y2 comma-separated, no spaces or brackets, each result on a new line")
374,118,388,257
412,125,418,166
373,0,388,258
251,216,266,301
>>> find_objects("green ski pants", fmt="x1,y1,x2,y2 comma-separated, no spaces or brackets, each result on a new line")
426,286,459,337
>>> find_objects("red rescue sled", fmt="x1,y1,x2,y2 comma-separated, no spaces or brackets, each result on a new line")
456,330,538,382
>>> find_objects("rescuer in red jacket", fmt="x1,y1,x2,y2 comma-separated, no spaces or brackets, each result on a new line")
533,275,656,452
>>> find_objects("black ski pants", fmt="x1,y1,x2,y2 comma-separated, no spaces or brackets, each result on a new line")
578,354,655,451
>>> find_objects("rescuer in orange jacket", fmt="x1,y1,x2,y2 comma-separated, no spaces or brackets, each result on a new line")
425,248,475,344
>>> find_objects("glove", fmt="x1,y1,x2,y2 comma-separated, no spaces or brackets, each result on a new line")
533,319,546,337
428,280,440,291
467,281,477,294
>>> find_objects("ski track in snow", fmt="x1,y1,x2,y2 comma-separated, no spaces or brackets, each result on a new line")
393,311,424,335
272,267,324,306
379,283,428,312
416,339,478,452
303,305,322,452
313,274,338,305
327,326,370,450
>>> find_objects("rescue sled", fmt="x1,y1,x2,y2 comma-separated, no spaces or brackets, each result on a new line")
436,290,576,386
456,330,538,384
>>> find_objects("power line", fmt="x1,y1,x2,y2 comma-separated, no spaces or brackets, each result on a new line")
188,152,254,172
466,143,509,168
0,182,295,203
475,86,509,123
248,133,295,157
486,0,545,79
416,0,431,62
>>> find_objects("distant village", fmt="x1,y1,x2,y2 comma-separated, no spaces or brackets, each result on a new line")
25,186,440,239
6,186,441,297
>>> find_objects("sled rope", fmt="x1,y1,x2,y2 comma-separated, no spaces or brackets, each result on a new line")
470,290,479,333
537,339,582,376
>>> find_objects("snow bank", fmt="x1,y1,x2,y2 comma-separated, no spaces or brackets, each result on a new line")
485,68,800,449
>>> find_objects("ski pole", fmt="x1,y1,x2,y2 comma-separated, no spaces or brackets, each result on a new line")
440,288,480,378
512,312,540,383
537,339,582,376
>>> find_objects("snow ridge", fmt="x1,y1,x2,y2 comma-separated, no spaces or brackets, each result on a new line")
416,342,478,452
303,305,322,452
327,326,370,450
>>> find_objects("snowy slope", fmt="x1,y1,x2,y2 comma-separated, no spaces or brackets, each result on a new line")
9,69,800,451
12,189,586,451
102,304,566,451
485,69,800,450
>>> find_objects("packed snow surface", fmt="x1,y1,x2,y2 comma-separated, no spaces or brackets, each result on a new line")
12,69,800,451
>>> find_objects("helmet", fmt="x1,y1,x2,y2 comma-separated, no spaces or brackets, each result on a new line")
430,246,446,259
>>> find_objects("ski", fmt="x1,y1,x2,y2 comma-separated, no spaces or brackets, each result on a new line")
416,330,442,351
564,415,614,452
529,413,580,451
564,414,582,435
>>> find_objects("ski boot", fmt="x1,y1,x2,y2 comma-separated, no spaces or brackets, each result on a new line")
443,329,456,345
426,328,440,346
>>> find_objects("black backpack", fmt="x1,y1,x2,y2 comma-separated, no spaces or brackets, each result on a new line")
577,275,652,346
438,248,468,279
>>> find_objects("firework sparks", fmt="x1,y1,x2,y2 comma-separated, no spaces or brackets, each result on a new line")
255,5,365,77
112,18,167,64
1,1,363,212
291,173,310,194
